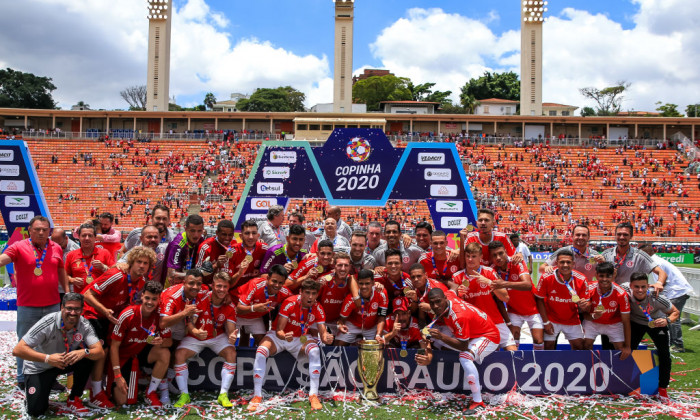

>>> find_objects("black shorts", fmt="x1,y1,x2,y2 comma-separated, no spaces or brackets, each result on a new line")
88,318,111,345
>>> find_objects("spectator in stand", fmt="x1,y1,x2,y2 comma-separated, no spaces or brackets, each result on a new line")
327,206,353,242
259,205,286,247
0,216,68,390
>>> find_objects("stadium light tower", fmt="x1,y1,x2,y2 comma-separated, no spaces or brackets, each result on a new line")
333,0,354,113
146,0,172,112
520,0,548,116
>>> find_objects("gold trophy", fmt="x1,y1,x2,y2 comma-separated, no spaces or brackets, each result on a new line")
357,340,385,401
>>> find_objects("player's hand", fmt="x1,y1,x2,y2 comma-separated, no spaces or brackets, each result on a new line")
106,309,119,325
577,299,591,313
507,323,518,336
447,250,458,262
239,259,250,272
63,349,85,366
46,353,66,369
217,255,228,267
619,346,631,360
194,328,207,340
283,262,295,272
402,234,413,248
322,332,334,345
457,284,469,298
152,336,164,346
92,259,106,272
354,296,362,310
418,302,432,313
491,279,508,290
337,323,349,334
115,375,128,395
229,329,239,345
459,227,469,237
650,282,664,297
183,304,199,317
374,281,385,291
308,269,320,280
404,289,417,302
592,255,605,264
374,266,386,275
70,276,84,289
285,332,294,342
511,253,524,265
654,317,668,328
375,334,385,345
543,264,554,274
428,328,442,341
544,322,554,335
392,321,402,334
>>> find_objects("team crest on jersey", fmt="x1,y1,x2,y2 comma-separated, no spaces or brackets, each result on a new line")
28,387,36,394
372,302,378,309
402,256,409,263
394,298,402,307
585,264,592,271
511,274,518,281
610,301,617,308
73,333,83,342
480,281,488,288
626,260,634,268
450,265,458,273
217,314,226,322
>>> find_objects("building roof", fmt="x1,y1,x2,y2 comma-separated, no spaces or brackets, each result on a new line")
380,101,441,105
478,98,519,104
617,111,661,116
542,102,577,108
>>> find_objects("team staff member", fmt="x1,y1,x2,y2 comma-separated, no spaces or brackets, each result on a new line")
626,272,680,400
310,218,351,254
236,265,293,345
348,231,378,275
196,220,236,284
425,288,500,415
336,270,389,345
0,215,68,389
164,215,206,286
489,241,544,350
119,225,168,284
13,293,104,417
122,205,175,252
82,246,156,408
327,206,353,242
66,223,114,293
372,221,423,272
287,212,317,251
259,205,286,247
534,249,591,350
109,281,171,407
601,222,666,288
542,225,603,282
249,280,334,412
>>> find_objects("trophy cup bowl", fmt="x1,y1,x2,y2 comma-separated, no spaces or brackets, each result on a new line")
357,339,385,401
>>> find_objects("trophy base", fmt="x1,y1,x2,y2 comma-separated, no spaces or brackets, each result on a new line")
361,389,381,402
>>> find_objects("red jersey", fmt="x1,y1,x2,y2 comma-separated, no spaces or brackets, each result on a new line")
587,282,631,325
225,241,268,289
340,288,389,329
533,269,590,325
383,316,422,346
419,252,461,283
439,300,500,345
410,278,449,303
65,247,115,294
464,231,516,266
82,267,145,320
318,274,354,322
492,261,538,316
111,304,161,363
237,277,293,320
373,271,411,300
289,256,332,282
275,295,326,337
159,283,209,318
196,237,235,279
189,291,237,340
452,267,505,324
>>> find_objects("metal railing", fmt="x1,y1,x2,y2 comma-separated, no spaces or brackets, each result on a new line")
388,135,674,149
678,268,700,318
17,131,277,141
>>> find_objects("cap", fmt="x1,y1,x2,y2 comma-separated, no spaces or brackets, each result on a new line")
393,297,410,313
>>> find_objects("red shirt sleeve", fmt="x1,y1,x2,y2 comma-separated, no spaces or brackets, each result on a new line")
339,295,355,318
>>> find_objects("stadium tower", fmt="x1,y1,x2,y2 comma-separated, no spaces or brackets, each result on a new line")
146,0,172,112
333,0,354,113
520,1,547,116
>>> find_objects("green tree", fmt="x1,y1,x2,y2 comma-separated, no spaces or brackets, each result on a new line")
0,68,57,109
580,106,596,117
236,86,306,112
655,102,682,117
204,92,217,110
437,101,467,114
459,93,480,114
685,103,700,118
352,75,412,111
579,81,630,116
460,71,520,102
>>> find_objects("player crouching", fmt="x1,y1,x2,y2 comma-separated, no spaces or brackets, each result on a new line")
173,272,239,408
109,281,171,407
248,279,334,412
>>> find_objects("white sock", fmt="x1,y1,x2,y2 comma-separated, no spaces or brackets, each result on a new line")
158,378,168,391
253,347,269,397
174,364,189,395
147,376,162,394
91,379,102,396
533,342,545,350
306,344,321,396
220,362,236,394
459,352,482,403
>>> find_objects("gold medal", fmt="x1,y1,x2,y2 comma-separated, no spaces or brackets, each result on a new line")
291,260,298,269
226,251,234,259
466,224,475,232
596,305,604,312
648,320,656,328
316,265,324,274
300,335,308,344
400,349,408,358
403,287,412,295
244,255,253,263
86,276,94,284
34,267,42,276
589,257,596,264
421,327,431,339
571,295,580,303
146,335,155,344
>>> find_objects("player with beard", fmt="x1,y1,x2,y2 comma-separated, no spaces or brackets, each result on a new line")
348,231,377,275
542,225,603,282
317,252,359,335
382,297,423,351
164,215,206,286
119,225,168,284
335,270,389,345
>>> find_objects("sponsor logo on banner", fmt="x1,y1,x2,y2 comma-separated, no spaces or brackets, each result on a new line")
5,196,29,207
9,211,34,223
418,152,445,165
257,182,283,195
245,213,267,222
0,180,25,192
430,184,457,197
436,200,463,213
270,151,297,163
0,165,20,176
263,166,290,179
424,168,452,181
251,198,277,210
441,217,468,229
0,150,14,161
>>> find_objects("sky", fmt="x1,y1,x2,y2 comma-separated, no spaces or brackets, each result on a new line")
1,0,698,114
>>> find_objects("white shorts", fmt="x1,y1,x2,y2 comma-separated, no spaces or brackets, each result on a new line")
324,323,338,337
509,312,543,330
335,322,377,344
264,331,313,357
544,322,584,342
178,334,233,355
237,317,267,335
465,336,499,364
168,322,186,341
583,320,625,343
496,322,517,349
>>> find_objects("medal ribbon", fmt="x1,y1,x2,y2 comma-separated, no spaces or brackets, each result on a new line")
390,273,407,291
209,294,218,335
556,270,579,300
81,256,94,280
431,254,449,280
270,222,282,242
614,249,628,268
597,287,612,308
299,304,310,336
140,314,157,340
29,239,47,273
59,319,79,353
572,246,590,259
283,245,294,265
